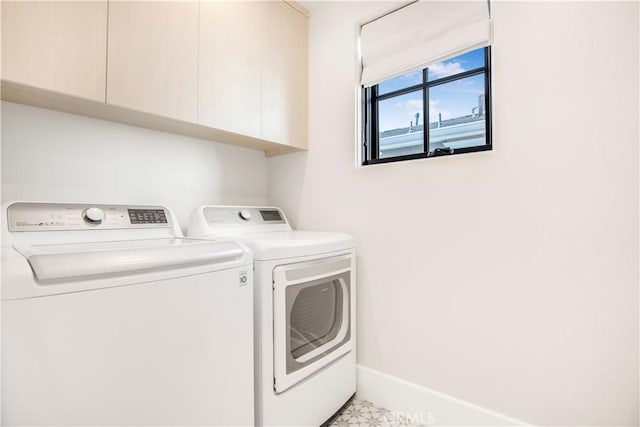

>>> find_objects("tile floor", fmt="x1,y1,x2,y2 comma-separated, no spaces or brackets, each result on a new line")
326,395,418,427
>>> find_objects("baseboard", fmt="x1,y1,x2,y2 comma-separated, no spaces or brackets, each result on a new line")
356,365,532,426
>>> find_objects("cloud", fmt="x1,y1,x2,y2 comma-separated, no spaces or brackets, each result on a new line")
385,98,424,127
399,98,454,124
403,99,423,110
396,99,423,123
403,70,421,81
428,99,451,122
429,61,465,79
394,98,422,112
395,98,453,125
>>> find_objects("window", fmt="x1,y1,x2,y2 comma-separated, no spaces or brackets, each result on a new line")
362,47,492,165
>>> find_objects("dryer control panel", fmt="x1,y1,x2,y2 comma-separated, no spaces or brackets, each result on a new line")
203,206,287,225
7,203,173,232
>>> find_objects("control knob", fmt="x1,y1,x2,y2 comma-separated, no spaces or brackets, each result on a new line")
238,209,252,221
82,207,105,225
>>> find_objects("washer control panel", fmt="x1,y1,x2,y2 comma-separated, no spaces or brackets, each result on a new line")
203,206,286,225
7,203,172,232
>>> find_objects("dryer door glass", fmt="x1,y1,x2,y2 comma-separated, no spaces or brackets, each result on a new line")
289,276,343,359
285,271,350,374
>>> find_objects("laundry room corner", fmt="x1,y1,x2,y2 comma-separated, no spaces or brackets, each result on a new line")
268,1,639,426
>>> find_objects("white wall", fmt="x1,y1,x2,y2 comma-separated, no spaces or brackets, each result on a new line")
268,2,639,426
1,101,268,232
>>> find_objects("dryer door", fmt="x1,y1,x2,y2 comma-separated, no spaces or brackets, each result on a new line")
273,254,353,393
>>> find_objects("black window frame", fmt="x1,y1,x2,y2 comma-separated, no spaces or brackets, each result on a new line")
362,47,493,165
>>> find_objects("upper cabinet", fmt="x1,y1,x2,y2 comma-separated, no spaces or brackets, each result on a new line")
1,1,108,102
198,1,263,138
107,1,199,122
199,1,308,149
261,1,308,149
1,1,308,156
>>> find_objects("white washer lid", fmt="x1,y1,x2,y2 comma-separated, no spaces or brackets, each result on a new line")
203,231,355,260
15,238,244,281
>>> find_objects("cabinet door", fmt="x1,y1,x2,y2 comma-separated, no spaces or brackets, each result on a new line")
107,1,198,122
198,1,263,138
1,1,107,102
260,2,308,149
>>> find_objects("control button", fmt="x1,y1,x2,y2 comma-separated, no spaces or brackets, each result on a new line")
82,207,105,225
238,209,252,221
239,271,248,286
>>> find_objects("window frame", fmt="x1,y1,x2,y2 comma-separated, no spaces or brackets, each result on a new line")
361,47,493,166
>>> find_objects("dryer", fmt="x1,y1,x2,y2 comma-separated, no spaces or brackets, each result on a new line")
189,205,356,427
2,202,254,426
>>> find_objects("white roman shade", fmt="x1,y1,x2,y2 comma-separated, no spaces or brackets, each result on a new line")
360,1,491,87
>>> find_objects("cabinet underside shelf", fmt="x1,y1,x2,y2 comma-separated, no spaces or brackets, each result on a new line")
0,80,303,158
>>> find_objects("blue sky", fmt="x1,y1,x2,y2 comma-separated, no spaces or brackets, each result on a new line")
377,48,485,132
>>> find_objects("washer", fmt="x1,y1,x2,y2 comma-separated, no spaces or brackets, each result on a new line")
189,205,356,427
2,202,254,426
